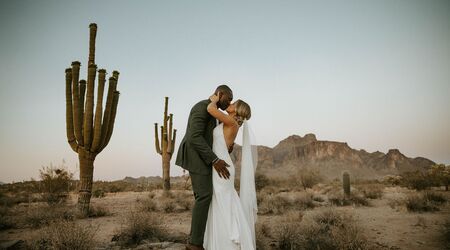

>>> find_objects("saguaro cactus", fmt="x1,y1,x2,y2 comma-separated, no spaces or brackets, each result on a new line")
343,171,351,198
154,97,177,190
65,23,120,215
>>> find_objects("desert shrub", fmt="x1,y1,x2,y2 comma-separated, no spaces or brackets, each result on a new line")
444,220,450,248
114,210,165,246
256,222,272,250
24,205,75,228
406,193,441,212
161,198,176,213
428,164,450,190
0,206,14,230
38,165,73,204
274,208,370,250
258,195,291,215
87,205,110,218
382,175,403,186
423,191,447,204
139,197,158,212
293,192,315,210
255,173,270,191
328,191,369,207
357,184,384,199
92,189,105,198
296,168,324,190
175,192,193,211
28,220,97,250
401,171,433,190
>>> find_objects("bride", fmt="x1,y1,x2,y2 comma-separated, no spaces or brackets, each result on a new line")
203,94,258,250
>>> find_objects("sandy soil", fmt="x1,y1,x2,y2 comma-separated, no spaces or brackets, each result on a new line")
1,188,449,249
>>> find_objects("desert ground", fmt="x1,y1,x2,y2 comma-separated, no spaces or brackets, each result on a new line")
0,177,449,250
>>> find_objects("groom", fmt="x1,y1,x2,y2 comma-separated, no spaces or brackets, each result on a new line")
176,85,234,250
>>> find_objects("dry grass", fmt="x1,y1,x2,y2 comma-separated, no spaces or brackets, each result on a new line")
28,220,97,250
406,193,441,212
273,208,371,250
356,183,384,199
138,190,193,213
113,210,166,247
24,204,75,228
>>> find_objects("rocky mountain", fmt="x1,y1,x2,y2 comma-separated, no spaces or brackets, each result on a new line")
230,133,435,180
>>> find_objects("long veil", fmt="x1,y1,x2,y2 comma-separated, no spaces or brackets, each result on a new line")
239,120,258,249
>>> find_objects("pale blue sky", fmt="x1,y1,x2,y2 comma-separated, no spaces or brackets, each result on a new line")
1,0,449,183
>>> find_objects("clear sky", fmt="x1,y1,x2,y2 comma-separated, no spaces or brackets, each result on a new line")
1,0,449,183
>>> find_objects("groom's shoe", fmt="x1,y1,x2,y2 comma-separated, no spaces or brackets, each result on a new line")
185,243,204,250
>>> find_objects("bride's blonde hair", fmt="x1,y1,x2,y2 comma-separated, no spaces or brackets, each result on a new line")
234,100,251,126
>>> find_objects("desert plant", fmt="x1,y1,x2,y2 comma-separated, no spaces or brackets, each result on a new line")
38,165,73,204
28,220,97,250
65,23,120,215
154,97,177,191
92,188,105,198
357,183,384,199
255,173,270,191
275,208,370,250
87,205,110,218
25,205,75,228
297,168,324,190
114,210,165,246
343,171,350,197
428,164,450,191
401,171,433,190
406,194,440,212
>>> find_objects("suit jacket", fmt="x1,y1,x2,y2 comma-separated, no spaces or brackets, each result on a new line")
175,99,218,175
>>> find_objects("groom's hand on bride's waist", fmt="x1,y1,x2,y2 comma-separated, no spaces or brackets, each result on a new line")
212,159,230,179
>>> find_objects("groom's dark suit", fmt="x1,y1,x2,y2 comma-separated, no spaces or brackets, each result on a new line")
176,99,217,246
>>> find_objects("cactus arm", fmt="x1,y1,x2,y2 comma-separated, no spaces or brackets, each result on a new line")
170,129,177,153
161,125,166,154
71,61,84,146
65,68,78,152
167,114,173,154
99,91,120,153
155,123,162,155
91,69,106,152
88,23,97,65
100,77,117,149
84,64,97,149
79,80,86,135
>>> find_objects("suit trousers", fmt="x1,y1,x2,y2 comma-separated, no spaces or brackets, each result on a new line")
189,172,213,245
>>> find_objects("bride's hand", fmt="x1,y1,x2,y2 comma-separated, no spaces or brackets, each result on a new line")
209,94,220,103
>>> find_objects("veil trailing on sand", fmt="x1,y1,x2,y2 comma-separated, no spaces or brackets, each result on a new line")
239,119,258,248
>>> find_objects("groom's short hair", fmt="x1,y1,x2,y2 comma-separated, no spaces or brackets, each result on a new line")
215,85,233,96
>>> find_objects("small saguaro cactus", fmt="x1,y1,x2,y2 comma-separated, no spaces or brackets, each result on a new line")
154,97,177,191
65,23,120,216
343,171,351,197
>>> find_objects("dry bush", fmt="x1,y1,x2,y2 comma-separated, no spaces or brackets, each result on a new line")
38,165,74,205
139,197,158,212
161,198,176,213
87,205,110,218
274,208,370,250
258,194,292,215
293,192,315,210
406,193,441,212
328,191,369,207
28,220,97,250
92,189,105,198
24,204,75,228
356,183,384,199
296,168,324,190
113,210,166,246
255,173,270,191
175,192,194,211
400,171,433,190
423,191,447,204
444,220,450,248
0,205,14,230
256,222,273,250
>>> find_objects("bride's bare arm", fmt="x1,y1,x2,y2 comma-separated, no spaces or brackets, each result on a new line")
207,95,238,127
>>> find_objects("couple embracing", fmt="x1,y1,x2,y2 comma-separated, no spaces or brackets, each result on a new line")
176,85,258,250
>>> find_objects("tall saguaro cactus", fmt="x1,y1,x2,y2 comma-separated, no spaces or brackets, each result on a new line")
343,171,351,198
154,97,177,190
65,23,120,215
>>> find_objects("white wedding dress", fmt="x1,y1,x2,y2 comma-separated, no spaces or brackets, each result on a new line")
203,123,256,250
